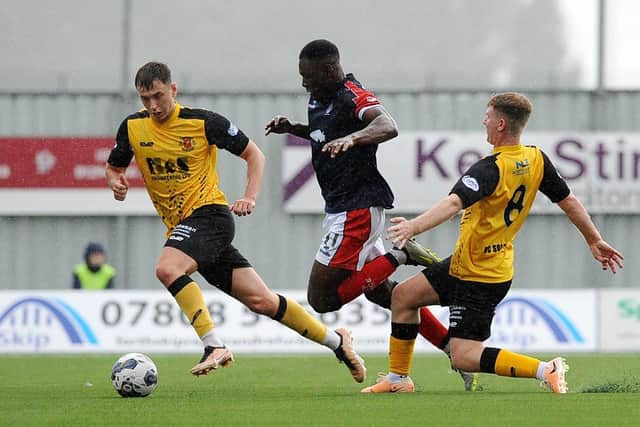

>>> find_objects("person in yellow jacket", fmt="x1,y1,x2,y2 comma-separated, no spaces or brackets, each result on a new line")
72,242,115,290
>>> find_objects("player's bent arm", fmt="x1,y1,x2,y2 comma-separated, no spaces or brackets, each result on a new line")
238,140,265,204
265,115,311,140
388,194,462,246
322,108,398,157
412,193,464,235
556,193,602,245
350,107,398,146
288,122,311,140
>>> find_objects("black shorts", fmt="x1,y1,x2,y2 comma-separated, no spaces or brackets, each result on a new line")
164,204,251,294
423,256,511,341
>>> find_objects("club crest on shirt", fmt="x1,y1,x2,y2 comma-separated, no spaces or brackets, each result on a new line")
310,129,326,143
180,137,195,152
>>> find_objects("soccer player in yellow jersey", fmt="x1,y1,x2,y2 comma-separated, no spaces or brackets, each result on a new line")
105,62,366,382
361,92,624,394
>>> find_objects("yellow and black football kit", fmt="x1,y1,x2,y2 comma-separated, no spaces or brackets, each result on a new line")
107,103,252,292
109,102,345,351
108,103,249,231
424,144,570,340
450,144,570,283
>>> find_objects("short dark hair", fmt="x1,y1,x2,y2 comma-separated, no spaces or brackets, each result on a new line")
299,39,340,63
134,62,172,90
488,92,533,135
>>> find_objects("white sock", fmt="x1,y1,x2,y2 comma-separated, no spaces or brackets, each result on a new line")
322,330,342,351
388,372,408,383
388,248,407,265
536,362,547,380
201,330,224,348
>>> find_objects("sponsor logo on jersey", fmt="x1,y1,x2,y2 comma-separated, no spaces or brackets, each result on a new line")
513,158,530,176
461,175,479,191
140,141,154,147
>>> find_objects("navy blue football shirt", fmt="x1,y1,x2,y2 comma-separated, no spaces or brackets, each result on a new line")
307,74,394,213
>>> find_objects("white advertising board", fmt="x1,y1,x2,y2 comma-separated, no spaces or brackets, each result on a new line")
283,132,640,214
0,290,390,354
599,289,640,351
415,290,597,353
0,289,596,354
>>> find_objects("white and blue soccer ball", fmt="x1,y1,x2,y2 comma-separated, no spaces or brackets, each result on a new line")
111,353,158,397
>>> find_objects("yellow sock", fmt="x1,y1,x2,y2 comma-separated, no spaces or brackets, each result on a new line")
170,279,214,338
389,336,416,376
276,296,328,343
495,349,540,378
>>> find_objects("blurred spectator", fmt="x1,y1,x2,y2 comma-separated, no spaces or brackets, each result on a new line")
72,242,116,290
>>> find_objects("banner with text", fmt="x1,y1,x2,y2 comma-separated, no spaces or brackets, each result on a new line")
283,132,640,214
0,137,154,215
0,289,598,354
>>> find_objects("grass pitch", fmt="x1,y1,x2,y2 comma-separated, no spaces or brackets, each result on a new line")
1,353,639,426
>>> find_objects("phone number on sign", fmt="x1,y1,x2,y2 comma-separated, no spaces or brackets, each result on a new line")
99,299,390,328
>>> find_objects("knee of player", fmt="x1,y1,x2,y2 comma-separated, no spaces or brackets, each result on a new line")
389,284,412,311
155,264,174,285
308,294,340,313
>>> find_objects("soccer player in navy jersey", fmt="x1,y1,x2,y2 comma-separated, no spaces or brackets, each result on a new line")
361,92,624,394
266,39,477,390
106,61,367,382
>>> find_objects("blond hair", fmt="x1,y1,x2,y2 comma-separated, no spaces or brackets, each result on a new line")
488,92,532,136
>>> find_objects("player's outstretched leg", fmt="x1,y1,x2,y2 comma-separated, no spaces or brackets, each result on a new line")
232,265,368,383
478,347,567,394
191,346,234,376
272,294,367,383
273,294,367,382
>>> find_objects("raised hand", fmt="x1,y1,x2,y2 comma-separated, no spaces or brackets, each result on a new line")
265,115,292,135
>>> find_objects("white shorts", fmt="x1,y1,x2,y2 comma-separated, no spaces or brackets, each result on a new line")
315,207,386,271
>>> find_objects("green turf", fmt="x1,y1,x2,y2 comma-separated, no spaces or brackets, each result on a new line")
1,353,639,426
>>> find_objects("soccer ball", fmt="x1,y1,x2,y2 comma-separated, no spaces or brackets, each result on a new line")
111,353,158,397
